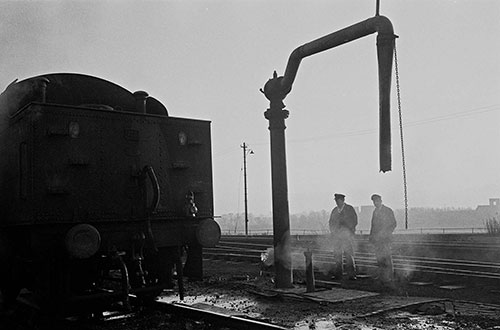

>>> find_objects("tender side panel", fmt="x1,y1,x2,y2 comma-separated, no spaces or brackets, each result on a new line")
1,103,214,250
31,107,100,222
29,106,169,223
25,106,213,224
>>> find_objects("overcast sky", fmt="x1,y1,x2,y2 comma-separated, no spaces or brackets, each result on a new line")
1,1,499,217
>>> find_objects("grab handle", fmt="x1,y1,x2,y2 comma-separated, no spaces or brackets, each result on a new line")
143,165,160,215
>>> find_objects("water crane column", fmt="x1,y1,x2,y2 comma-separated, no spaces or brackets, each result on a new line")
262,74,293,287
262,15,395,288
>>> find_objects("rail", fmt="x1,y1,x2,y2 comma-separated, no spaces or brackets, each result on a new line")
149,300,287,330
206,238,500,281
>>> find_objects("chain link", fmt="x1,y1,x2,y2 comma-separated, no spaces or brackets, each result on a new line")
394,41,409,230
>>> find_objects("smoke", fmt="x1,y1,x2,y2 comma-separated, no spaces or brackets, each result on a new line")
260,246,321,273
261,247,274,267
260,234,338,276
260,230,311,271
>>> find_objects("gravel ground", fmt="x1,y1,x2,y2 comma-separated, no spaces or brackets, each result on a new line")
184,259,500,329
2,258,500,329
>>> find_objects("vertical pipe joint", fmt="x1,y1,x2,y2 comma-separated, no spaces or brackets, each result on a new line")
261,71,290,111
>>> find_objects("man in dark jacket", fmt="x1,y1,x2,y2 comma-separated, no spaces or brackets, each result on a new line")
329,193,358,280
369,194,397,284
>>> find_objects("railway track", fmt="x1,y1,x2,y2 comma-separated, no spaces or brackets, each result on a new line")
5,235,500,329
148,299,287,330
205,236,500,281
2,291,288,330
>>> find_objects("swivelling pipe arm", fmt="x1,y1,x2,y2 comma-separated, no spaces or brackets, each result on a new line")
263,15,396,172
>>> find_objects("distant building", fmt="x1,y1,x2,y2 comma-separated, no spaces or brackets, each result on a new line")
476,198,500,219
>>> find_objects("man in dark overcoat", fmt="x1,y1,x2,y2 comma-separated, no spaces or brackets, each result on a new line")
329,193,358,280
369,194,397,284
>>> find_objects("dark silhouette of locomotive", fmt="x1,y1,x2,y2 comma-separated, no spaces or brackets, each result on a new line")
0,73,220,311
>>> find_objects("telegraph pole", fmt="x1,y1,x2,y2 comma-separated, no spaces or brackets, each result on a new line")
241,142,253,236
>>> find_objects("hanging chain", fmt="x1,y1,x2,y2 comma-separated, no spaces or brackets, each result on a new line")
394,41,409,230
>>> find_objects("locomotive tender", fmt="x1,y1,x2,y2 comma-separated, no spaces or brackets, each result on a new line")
0,73,220,310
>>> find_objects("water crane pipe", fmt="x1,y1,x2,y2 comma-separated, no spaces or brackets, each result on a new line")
262,15,396,289
263,15,396,172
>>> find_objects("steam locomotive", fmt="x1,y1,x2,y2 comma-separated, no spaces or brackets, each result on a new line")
0,73,220,312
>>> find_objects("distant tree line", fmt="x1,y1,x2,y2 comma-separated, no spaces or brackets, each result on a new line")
217,207,490,235
217,210,329,235
393,207,481,230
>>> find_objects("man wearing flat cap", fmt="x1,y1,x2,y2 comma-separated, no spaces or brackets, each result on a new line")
369,194,397,285
329,193,358,280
